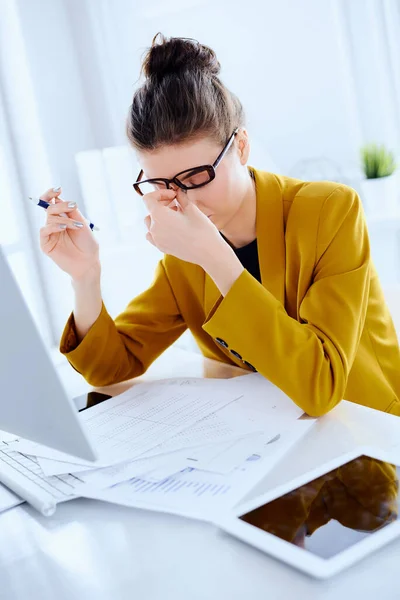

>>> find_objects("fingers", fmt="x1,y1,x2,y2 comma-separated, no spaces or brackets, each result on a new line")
46,200,78,216
45,215,85,229
39,217,86,251
166,199,181,212
39,223,66,241
144,216,156,247
39,188,84,222
46,198,85,224
144,214,151,230
175,189,189,210
145,231,156,247
39,224,65,251
39,187,63,203
142,189,176,213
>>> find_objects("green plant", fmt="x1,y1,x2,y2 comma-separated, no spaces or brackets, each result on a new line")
361,143,397,179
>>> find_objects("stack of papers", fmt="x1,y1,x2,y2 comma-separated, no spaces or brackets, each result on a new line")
2,374,315,520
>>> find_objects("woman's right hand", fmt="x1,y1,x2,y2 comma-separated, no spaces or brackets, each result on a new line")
39,187,100,281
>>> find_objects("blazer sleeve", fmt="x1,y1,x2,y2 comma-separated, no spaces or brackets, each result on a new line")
59,259,187,386
202,186,370,416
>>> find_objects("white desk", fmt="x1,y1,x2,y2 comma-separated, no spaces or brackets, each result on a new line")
1,348,400,600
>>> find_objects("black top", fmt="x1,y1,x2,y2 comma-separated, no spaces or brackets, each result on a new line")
233,238,261,283
225,168,261,282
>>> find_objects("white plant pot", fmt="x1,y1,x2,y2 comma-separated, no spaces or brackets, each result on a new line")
360,172,399,217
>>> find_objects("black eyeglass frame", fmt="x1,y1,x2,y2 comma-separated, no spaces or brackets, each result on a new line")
133,128,239,196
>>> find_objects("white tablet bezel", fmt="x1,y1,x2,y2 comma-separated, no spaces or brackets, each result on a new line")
215,445,400,578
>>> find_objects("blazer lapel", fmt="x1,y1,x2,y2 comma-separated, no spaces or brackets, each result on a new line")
252,168,286,305
203,167,286,316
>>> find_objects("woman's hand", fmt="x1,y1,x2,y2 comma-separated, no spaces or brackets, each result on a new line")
39,187,100,281
143,189,228,268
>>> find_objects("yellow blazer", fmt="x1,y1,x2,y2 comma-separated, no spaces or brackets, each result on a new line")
60,168,400,416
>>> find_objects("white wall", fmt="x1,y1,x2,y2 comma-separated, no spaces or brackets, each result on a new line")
87,0,364,173
5,0,400,339
16,0,400,193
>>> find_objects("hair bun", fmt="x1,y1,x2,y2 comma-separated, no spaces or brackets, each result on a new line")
142,33,221,80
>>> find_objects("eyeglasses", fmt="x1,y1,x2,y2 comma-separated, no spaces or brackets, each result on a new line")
133,128,239,196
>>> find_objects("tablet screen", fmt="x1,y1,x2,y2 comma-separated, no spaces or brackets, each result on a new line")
239,455,399,559
73,391,112,412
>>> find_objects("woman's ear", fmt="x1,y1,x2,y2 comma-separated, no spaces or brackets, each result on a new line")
236,128,250,165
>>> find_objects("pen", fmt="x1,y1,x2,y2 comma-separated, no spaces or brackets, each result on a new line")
28,197,100,231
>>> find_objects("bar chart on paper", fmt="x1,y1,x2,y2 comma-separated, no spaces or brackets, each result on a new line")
81,419,315,520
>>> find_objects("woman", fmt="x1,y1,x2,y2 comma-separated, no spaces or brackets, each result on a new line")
39,34,400,417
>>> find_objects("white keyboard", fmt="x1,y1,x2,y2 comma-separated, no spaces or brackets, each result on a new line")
0,441,83,502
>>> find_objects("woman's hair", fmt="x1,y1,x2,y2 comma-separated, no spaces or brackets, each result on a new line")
126,33,245,151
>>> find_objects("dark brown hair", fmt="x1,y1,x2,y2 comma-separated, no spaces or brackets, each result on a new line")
126,33,245,151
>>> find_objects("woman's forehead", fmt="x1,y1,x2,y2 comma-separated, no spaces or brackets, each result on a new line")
137,136,220,179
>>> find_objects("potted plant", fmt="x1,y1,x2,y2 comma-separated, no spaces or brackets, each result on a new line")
360,143,398,216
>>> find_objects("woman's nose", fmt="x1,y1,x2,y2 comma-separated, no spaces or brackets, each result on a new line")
170,184,187,196
168,181,186,193
168,186,189,210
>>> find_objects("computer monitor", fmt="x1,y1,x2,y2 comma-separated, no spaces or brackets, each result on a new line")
0,245,97,461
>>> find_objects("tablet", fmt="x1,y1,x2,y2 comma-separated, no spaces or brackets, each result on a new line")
216,447,400,578
73,391,112,412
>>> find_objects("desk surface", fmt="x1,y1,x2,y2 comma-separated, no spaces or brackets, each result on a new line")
2,347,400,600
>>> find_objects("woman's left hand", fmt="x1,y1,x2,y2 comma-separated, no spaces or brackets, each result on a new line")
143,189,228,267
